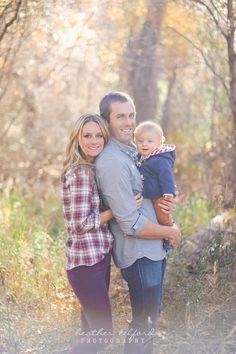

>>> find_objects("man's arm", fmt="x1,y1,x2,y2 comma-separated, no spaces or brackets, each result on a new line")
96,156,147,235
96,154,181,245
137,220,181,248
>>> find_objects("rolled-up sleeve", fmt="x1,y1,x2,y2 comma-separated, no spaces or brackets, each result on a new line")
96,157,148,236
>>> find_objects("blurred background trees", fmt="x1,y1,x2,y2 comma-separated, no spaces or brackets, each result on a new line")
1,2,236,352
0,0,235,208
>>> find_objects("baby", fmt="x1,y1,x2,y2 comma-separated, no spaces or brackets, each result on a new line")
134,121,176,251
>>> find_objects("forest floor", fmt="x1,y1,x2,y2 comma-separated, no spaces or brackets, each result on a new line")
1,243,236,354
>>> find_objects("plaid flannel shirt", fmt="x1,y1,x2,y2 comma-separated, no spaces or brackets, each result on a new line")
61,166,113,270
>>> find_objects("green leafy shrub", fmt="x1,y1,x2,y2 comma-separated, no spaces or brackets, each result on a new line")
175,194,217,237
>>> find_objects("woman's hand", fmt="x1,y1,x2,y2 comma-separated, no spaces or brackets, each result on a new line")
100,209,113,224
135,193,143,209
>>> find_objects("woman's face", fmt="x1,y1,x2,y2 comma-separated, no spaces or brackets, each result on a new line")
80,121,105,162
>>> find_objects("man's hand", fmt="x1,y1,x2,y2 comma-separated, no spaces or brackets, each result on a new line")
168,223,181,248
158,191,179,214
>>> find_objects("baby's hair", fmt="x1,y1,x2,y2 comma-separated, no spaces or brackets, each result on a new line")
134,120,163,138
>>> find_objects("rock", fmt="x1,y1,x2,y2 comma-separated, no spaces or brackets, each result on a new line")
182,211,236,273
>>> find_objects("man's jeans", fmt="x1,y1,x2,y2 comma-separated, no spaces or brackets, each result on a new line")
121,257,167,354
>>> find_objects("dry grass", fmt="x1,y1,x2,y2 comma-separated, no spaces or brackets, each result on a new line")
1,194,235,354
156,241,236,354
1,242,236,354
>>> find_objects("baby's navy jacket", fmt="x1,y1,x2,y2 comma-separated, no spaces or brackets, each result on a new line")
138,145,176,199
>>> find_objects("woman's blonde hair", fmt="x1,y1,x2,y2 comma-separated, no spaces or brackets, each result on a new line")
62,114,110,178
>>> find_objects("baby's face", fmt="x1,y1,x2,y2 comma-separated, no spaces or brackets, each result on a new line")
135,130,163,156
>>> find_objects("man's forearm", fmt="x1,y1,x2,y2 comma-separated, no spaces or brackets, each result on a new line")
137,220,170,239
137,219,181,247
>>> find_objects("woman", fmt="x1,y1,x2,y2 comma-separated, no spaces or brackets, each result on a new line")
61,114,113,353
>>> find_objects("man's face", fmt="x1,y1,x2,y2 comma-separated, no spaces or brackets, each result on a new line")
108,100,136,144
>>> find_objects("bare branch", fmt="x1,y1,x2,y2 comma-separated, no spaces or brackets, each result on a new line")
209,0,227,23
192,0,227,40
0,1,29,100
0,115,19,143
0,81,9,100
0,1,14,18
167,26,229,96
0,0,22,42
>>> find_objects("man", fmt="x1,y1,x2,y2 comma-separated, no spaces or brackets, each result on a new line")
96,91,181,354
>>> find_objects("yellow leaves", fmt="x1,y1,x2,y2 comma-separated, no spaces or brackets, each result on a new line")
133,0,148,19
31,29,48,44
103,0,148,38
205,140,213,152
162,3,200,69
165,3,197,36
122,0,149,31
54,12,93,42
14,284,22,293
52,291,80,316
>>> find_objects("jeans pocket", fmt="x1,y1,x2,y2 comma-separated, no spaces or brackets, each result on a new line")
140,259,163,287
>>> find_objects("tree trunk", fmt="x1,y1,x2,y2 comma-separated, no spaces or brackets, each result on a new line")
126,0,167,123
226,0,236,207
161,71,176,134
193,0,236,208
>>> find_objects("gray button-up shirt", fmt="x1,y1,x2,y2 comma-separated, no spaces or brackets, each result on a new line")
96,138,166,269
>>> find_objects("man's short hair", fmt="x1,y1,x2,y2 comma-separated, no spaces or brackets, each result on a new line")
99,91,134,122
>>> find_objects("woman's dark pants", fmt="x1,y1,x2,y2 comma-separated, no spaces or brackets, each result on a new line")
67,253,112,353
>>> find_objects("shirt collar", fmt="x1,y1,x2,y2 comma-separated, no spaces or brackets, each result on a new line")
111,138,138,163
140,144,176,163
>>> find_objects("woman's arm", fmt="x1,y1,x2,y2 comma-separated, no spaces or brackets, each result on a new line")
100,192,143,225
63,172,101,234
100,209,113,224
